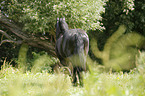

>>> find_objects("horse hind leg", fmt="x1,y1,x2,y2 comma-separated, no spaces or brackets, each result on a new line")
72,67,77,86
72,67,83,87
77,67,83,87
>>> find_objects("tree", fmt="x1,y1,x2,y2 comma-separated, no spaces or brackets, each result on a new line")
0,0,106,37
0,0,106,67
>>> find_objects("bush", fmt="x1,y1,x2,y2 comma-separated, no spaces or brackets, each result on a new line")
30,51,59,73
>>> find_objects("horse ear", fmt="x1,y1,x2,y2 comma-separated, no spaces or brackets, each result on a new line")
63,17,65,21
57,18,59,21
56,18,59,28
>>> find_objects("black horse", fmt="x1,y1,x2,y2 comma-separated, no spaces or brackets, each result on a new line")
55,18,89,86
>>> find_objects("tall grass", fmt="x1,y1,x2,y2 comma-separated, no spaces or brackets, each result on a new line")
0,52,145,96
0,64,72,96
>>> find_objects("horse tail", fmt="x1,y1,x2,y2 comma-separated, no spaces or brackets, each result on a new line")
70,33,88,71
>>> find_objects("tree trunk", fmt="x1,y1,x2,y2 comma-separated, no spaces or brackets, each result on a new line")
18,43,29,72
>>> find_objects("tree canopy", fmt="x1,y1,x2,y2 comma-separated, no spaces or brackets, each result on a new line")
1,0,106,37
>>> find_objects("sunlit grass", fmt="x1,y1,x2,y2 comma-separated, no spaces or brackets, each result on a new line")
0,52,145,96
0,67,72,96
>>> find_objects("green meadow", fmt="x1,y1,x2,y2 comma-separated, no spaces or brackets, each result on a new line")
0,52,145,96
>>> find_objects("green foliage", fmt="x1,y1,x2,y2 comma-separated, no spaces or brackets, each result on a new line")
89,0,145,71
31,51,59,73
15,49,59,73
109,32,145,71
100,0,144,36
133,0,145,35
101,0,135,34
0,43,19,67
53,0,106,31
1,0,106,36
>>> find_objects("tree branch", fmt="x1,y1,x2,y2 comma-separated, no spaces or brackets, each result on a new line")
0,14,29,40
102,25,126,65
0,14,56,57
26,39,56,57
0,39,22,46
104,25,126,54
0,30,13,40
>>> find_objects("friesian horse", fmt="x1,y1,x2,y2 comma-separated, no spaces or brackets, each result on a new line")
55,18,89,86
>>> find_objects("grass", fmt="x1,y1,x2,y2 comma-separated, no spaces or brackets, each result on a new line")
0,52,145,96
